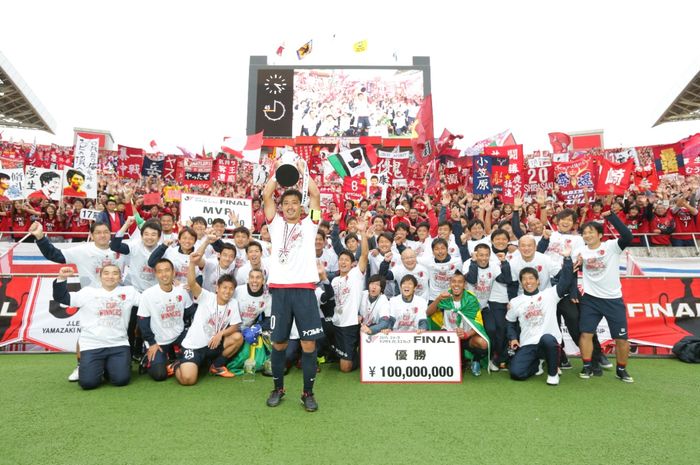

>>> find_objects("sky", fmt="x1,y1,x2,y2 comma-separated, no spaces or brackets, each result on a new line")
1,0,699,154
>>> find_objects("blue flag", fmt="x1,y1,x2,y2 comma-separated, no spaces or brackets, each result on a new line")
472,156,492,194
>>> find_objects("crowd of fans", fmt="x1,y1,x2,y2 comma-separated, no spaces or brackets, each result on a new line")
3,159,699,249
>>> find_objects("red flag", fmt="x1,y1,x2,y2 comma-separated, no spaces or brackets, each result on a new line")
443,167,460,191
142,192,161,206
681,133,700,158
411,95,436,162
183,158,213,187
633,164,659,191
681,134,700,175
484,146,509,190
221,132,263,164
214,158,239,183
276,43,285,56
162,156,178,181
548,132,571,154
437,128,463,157
652,143,685,176
424,159,441,195
364,144,378,166
596,158,634,195
553,157,594,205
342,175,365,202
176,146,196,158
116,145,144,179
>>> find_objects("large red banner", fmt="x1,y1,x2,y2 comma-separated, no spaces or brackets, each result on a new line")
622,277,698,347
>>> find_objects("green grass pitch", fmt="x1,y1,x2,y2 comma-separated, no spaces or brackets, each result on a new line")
1,355,698,465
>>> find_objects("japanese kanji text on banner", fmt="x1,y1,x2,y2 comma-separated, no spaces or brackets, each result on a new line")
180,194,252,229
360,331,462,383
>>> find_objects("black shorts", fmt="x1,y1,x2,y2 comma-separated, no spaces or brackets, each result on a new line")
269,287,324,342
179,344,223,367
580,294,628,340
332,324,359,361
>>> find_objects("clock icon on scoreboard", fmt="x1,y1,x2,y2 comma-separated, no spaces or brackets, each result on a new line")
264,74,288,95
263,100,286,121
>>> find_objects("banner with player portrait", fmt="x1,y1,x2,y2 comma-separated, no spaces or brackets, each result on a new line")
23,167,63,201
553,157,594,205
71,136,99,198
0,168,25,201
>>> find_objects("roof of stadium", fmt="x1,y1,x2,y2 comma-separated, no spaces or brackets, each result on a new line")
654,69,700,127
0,51,56,134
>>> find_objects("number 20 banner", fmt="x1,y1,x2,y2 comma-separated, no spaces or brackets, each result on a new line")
360,331,462,383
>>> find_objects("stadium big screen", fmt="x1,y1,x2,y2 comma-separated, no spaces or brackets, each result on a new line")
247,56,431,138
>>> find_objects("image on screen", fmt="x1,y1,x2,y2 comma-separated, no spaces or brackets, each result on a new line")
292,69,424,138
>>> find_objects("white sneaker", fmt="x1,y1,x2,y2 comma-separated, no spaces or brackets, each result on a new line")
546,374,560,386
488,360,499,372
535,359,544,376
68,366,79,382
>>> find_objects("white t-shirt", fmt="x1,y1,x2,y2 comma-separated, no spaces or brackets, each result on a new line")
257,240,272,258
137,285,193,345
545,231,585,264
369,252,395,278
507,287,562,346
575,239,623,299
69,285,140,351
467,236,491,256
317,248,339,274
63,243,127,288
234,284,272,328
442,299,474,332
123,237,158,292
194,238,218,260
158,232,178,245
181,289,241,350
389,295,428,331
419,256,463,301
508,251,562,294
390,262,430,300
235,258,270,287
446,238,462,262
162,247,197,283
462,258,502,308
331,266,365,327
358,291,390,326
201,258,237,292
268,215,320,286
413,237,432,259
234,245,250,270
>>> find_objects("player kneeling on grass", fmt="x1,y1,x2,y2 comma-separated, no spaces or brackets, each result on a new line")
505,246,574,386
137,258,196,381
385,275,428,333
172,252,243,385
428,271,490,377
52,265,140,390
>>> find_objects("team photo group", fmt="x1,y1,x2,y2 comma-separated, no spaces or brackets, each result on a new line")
20,148,655,413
